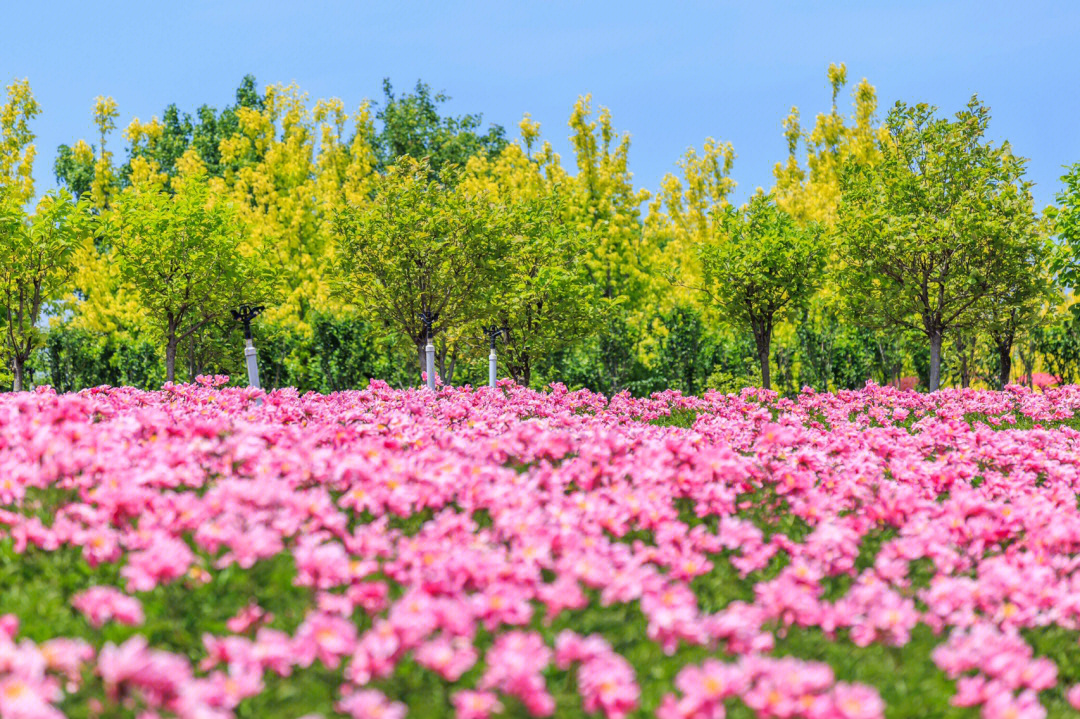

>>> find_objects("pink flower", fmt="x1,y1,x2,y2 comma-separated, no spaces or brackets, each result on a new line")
982,689,1046,719
337,689,406,719
1067,684,1080,710
453,690,503,719
295,612,358,669
72,586,144,628
226,602,270,633
830,683,885,719
415,636,477,682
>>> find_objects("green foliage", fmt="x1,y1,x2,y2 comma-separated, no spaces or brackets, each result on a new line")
795,312,888,391
375,79,506,181
835,97,1046,391
334,157,500,383
649,407,699,428
1036,306,1080,384
16,70,1080,395
483,191,601,386
122,75,265,185
255,314,415,393
1052,162,1080,290
93,174,277,381
654,305,712,396
0,188,78,390
699,193,824,390
53,144,96,202
30,324,163,391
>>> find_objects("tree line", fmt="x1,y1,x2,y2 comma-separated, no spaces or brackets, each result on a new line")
1,66,1078,395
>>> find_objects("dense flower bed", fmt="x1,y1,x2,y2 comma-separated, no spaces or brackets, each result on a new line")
7,378,1080,718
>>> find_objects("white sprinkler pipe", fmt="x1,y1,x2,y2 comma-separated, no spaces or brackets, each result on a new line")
426,341,436,391
244,339,261,389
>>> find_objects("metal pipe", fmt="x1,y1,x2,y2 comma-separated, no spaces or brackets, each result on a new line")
244,339,261,389
426,339,436,391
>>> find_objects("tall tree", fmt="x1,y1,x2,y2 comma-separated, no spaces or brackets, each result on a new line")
698,193,823,390
461,120,598,386
333,157,497,383
1053,162,1080,290
566,96,651,303
96,170,275,381
0,78,41,205
647,138,737,309
483,193,598,386
0,189,77,390
123,75,265,185
773,63,883,226
835,97,1043,391
375,79,506,180
0,79,80,391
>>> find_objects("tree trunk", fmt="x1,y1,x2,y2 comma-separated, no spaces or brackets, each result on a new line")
997,339,1013,389
188,340,197,382
416,343,426,384
751,330,768,392
165,338,178,383
11,356,23,392
956,335,972,389
928,330,943,392
1019,344,1035,389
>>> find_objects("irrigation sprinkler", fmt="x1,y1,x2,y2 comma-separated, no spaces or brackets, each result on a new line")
484,326,506,388
418,310,439,391
231,304,265,389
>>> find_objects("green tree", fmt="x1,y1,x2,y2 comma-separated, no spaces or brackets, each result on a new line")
333,158,497,383
655,305,711,396
698,193,823,390
482,192,599,386
122,75,265,184
0,189,78,390
375,79,506,181
95,173,275,382
1054,162,1080,289
835,98,1043,391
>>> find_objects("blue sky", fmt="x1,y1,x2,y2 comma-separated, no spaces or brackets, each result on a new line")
3,0,1079,210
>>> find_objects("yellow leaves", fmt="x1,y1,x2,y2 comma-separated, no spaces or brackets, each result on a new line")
646,138,737,312
175,148,207,180
827,63,847,105
0,78,41,204
771,64,883,227
124,116,164,148
127,156,166,189
519,113,541,155
93,96,118,149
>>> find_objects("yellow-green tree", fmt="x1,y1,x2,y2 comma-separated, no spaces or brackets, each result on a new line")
567,96,651,302
647,138,736,298
773,63,883,226
0,78,40,205
462,123,598,385
835,98,1045,391
334,158,498,383
699,193,824,389
0,188,78,390
96,170,276,381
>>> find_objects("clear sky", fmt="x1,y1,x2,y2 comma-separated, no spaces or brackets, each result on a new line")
3,0,1079,209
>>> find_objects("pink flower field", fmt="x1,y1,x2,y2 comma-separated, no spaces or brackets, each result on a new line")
9,378,1080,718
